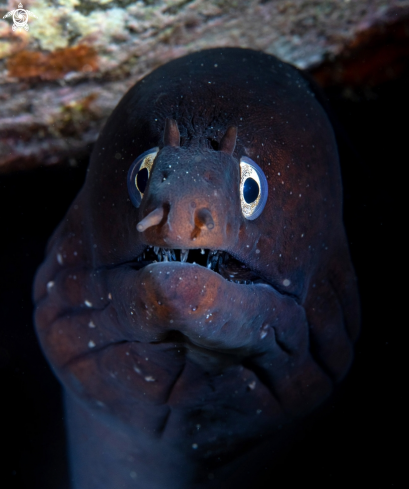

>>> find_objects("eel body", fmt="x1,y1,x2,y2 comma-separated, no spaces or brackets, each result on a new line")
34,48,360,488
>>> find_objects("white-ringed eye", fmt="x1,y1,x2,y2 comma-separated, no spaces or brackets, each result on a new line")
239,156,268,220
127,147,159,208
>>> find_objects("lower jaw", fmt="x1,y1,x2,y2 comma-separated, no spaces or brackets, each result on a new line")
124,261,276,352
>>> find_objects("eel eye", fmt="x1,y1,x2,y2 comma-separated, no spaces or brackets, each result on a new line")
127,148,159,208
239,156,268,220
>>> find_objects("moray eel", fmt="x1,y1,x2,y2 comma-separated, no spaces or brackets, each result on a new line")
34,48,360,488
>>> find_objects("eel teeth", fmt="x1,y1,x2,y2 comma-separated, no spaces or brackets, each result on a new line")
180,249,189,263
206,250,220,270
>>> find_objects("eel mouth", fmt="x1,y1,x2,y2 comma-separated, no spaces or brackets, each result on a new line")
130,247,268,286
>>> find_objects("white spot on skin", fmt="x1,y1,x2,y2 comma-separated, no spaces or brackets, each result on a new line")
108,292,112,300
88,340,95,348
84,300,93,307
88,321,96,328
144,376,155,382
255,249,260,254
256,409,262,414
57,253,63,265
47,281,54,291
248,381,256,390
283,279,291,287
134,366,141,374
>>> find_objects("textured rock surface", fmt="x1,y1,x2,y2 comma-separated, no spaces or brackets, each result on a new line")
1,0,408,172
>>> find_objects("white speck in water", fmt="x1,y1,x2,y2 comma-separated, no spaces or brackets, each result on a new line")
88,321,96,328
196,424,201,430
134,366,141,374
130,471,137,480
47,281,54,291
108,292,112,300
256,409,262,414
248,381,256,390
283,279,291,287
57,253,63,265
144,376,155,382
192,443,198,449
88,340,95,348
84,300,93,307
255,249,260,254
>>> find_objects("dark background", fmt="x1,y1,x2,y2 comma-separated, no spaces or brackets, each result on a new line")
0,66,404,488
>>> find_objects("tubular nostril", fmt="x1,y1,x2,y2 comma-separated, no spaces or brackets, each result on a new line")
136,207,164,232
195,208,214,230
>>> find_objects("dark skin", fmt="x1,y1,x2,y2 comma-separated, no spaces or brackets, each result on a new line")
34,48,360,488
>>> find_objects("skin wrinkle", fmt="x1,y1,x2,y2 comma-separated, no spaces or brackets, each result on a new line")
305,320,341,383
33,48,360,488
242,358,284,406
271,326,294,355
62,340,136,370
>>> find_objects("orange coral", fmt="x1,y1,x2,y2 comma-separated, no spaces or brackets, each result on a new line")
7,45,98,80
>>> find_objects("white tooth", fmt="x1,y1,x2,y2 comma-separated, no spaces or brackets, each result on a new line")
180,249,189,262
170,250,176,261
154,246,159,254
163,255,169,262
200,249,205,254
